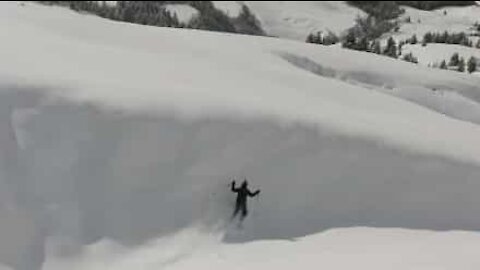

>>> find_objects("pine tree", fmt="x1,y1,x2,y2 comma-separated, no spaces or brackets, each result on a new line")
439,60,447,70
322,31,339,45
342,30,356,49
458,57,465,72
440,31,448,43
410,34,417,44
398,41,404,55
449,53,460,66
357,37,369,51
371,40,381,54
383,37,397,58
402,52,418,64
306,33,315,43
423,32,433,44
233,5,265,35
467,57,477,73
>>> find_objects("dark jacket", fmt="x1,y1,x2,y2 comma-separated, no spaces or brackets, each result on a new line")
231,181,260,205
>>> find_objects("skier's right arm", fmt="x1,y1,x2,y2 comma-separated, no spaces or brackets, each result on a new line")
231,180,238,192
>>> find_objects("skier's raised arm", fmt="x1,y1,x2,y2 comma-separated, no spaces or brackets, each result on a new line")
231,180,239,192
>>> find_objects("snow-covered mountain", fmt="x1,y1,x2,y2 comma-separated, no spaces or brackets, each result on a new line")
1,1,480,270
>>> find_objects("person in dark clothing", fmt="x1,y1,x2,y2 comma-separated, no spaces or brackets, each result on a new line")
231,179,260,221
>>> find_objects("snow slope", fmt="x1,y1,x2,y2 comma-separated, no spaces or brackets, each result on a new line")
402,43,480,67
243,1,364,40
395,5,480,42
392,4,480,74
2,1,480,270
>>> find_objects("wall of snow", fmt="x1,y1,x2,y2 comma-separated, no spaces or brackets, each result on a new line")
3,86,480,269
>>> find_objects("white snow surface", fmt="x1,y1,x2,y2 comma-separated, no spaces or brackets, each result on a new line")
165,4,199,24
212,1,243,17
94,1,117,8
2,1,480,270
42,227,480,270
243,1,364,40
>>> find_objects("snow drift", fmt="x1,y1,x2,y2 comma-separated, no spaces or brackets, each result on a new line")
1,2,480,270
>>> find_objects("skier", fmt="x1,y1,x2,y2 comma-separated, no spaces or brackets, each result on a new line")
231,179,260,221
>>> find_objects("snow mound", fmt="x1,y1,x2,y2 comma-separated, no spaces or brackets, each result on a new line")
170,228,480,270
165,4,199,24
244,1,364,40
43,227,480,270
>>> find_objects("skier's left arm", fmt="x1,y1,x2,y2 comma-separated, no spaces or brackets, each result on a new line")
248,189,260,197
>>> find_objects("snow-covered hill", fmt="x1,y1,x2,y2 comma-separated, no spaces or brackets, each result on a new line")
1,1,480,270
393,4,480,72
402,43,480,67
395,5,480,42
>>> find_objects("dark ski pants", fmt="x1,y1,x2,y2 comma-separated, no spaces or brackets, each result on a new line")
232,202,248,220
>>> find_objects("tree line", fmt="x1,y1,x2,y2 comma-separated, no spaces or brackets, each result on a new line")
39,1,265,36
